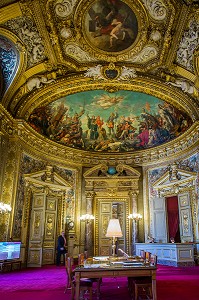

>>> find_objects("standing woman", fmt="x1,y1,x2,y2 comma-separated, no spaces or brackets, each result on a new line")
56,231,67,266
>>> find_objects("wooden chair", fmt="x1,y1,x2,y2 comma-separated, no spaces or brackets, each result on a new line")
145,251,151,262
128,250,146,294
78,252,101,299
78,253,85,266
65,256,93,299
133,254,157,300
140,250,146,260
65,254,76,292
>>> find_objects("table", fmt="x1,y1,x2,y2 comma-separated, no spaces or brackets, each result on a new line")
0,259,22,272
74,262,157,300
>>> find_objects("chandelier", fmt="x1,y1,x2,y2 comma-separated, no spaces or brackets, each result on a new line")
80,214,95,221
128,213,142,221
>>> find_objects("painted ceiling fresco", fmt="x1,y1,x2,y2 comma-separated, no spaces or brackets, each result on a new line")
85,0,138,52
28,90,192,152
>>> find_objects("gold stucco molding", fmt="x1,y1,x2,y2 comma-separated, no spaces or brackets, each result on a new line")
10,119,199,167
12,75,199,120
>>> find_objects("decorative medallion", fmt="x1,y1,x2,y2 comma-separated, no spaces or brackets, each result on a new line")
84,0,138,52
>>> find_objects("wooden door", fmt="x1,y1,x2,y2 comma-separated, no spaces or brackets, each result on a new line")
152,197,167,243
42,196,58,265
178,193,193,242
96,199,126,256
27,193,58,267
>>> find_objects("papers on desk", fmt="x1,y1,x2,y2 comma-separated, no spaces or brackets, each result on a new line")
122,261,144,267
93,256,109,261
83,262,144,269
83,257,145,269
84,263,110,268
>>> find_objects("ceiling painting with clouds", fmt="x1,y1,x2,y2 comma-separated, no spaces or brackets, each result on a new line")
28,90,192,153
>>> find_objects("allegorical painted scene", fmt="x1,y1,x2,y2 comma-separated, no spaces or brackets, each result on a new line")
85,0,138,52
28,90,193,152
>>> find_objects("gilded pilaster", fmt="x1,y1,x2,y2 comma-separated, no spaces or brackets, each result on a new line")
190,187,198,241
85,191,95,256
0,138,21,240
128,191,139,255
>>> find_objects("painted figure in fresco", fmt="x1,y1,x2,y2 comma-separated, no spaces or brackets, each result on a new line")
106,112,118,137
158,103,177,131
87,115,98,140
28,92,192,153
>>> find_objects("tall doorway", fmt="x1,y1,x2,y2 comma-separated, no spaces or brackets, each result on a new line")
95,198,129,256
166,196,181,243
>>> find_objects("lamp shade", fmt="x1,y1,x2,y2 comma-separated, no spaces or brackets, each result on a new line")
106,219,123,238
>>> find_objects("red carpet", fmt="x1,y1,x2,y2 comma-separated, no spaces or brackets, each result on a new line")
0,264,199,299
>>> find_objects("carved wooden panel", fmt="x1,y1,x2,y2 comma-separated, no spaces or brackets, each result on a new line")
31,210,44,240
28,249,42,265
42,249,54,264
34,194,45,208
101,203,111,214
178,193,193,242
97,200,126,256
28,192,46,267
44,212,56,240
152,197,167,243
179,194,189,207
46,197,56,211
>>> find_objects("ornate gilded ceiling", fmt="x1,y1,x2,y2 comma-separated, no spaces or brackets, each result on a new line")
0,0,199,158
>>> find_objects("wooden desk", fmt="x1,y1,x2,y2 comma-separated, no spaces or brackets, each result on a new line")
74,264,157,300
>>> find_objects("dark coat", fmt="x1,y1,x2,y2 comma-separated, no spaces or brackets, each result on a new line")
57,235,66,252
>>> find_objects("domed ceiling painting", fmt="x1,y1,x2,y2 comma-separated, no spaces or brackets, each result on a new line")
28,90,192,152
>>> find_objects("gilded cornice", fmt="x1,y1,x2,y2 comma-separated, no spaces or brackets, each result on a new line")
12,75,199,120
11,118,199,167
0,104,14,135
0,2,22,23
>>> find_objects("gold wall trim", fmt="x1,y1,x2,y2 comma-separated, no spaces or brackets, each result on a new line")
10,119,199,167
0,3,22,24
15,63,47,90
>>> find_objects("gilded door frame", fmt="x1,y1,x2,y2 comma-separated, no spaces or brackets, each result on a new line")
84,163,141,256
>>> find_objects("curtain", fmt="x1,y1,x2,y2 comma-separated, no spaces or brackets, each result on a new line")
167,196,180,242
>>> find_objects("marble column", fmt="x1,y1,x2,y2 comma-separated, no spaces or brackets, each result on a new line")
129,191,139,255
85,191,95,256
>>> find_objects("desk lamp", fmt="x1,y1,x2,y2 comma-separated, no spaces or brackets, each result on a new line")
106,219,123,257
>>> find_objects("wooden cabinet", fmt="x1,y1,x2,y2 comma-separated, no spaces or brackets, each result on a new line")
0,260,22,272
135,243,195,267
